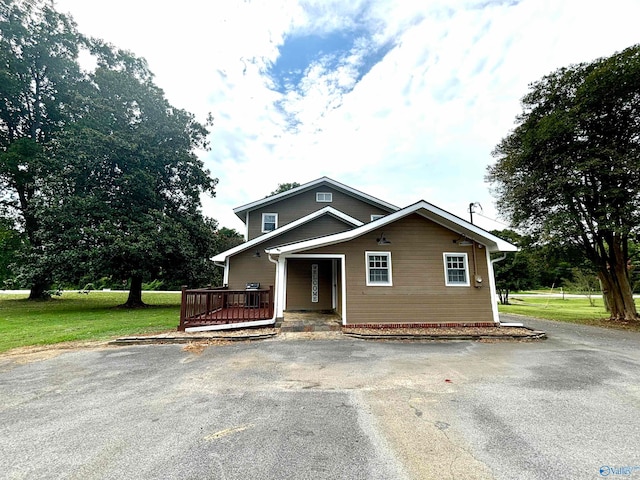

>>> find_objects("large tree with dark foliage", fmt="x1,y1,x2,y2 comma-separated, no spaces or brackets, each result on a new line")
42,45,217,307
0,0,219,305
0,0,85,298
488,45,640,322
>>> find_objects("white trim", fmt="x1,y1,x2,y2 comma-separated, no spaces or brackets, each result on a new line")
261,212,278,233
245,212,249,241
265,200,518,255
276,254,347,324
276,256,286,317
332,259,337,309
316,192,333,202
223,257,230,285
365,251,393,286
212,207,363,262
186,318,275,332
443,252,470,287
370,214,385,221
233,176,399,221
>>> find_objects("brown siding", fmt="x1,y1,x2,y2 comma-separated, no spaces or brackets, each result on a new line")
227,214,354,290
302,214,494,324
247,185,391,240
286,259,333,310
227,251,275,291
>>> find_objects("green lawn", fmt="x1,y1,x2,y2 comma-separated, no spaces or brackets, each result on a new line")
0,291,181,353
500,295,640,331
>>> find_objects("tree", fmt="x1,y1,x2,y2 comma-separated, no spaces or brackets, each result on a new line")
488,44,640,321
43,45,218,307
491,230,537,304
0,218,22,287
0,0,85,298
268,182,300,197
208,227,244,286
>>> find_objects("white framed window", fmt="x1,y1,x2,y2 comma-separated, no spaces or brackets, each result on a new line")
366,251,392,286
370,214,384,221
262,213,278,232
443,253,470,286
316,192,333,202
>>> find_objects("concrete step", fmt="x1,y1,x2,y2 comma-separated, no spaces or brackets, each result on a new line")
280,323,342,332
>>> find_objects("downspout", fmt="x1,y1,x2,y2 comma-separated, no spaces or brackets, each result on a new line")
491,253,507,266
471,242,479,286
214,257,230,286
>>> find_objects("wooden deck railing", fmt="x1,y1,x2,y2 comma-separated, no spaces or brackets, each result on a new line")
178,286,274,331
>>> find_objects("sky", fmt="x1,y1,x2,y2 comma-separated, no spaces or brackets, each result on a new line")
56,0,640,233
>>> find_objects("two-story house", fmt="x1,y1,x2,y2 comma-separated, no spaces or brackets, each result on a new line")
178,177,517,331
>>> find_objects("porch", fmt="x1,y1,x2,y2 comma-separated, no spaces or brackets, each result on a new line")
279,311,342,332
178,286,274,331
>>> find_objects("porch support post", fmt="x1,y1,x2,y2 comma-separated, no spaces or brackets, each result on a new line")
487,248,501,324
276,256,287,318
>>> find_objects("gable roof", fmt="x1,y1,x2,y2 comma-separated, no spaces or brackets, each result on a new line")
232,176,399,222
264,200,518,254
212,206,364,262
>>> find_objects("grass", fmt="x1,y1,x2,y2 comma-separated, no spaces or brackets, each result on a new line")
0,291,181,354
499,295,640,331
3,290,639,354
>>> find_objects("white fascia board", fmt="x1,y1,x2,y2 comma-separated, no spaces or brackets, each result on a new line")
265,200,518,255
211,206,363,262
232,176,399,220
185,318,275,332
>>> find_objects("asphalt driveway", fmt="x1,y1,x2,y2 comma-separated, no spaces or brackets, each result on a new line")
1,316,639,479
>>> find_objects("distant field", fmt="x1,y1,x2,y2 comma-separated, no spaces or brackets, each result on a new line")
0,291,181,353
500,295,640,331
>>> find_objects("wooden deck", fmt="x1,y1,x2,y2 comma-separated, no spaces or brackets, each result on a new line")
178,286,274,331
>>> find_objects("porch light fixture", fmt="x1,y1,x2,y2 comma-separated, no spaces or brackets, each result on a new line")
376,232,391,245
454,235,473,246
253,250,261,258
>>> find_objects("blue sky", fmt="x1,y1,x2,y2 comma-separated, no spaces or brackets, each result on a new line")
57,0,640,232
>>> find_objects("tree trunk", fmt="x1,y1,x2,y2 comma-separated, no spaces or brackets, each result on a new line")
123,276,146,308
598,263,637,322
28,281,50,300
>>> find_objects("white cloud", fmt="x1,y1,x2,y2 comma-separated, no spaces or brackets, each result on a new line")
56,0,640,233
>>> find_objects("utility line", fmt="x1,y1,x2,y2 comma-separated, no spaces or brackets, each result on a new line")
473,211,513,228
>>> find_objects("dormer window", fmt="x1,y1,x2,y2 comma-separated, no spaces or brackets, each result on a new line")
262,213,278,232
316,192,333,202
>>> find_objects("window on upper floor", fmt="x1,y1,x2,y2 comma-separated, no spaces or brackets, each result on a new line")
443,253,470,286
316,192,333,202
366,251,392,286
262,213,278,232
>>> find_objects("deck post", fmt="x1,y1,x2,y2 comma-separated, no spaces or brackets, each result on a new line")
269,285,274,318
178,285,187,331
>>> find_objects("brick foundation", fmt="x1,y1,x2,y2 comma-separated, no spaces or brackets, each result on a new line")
344,322,497,329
